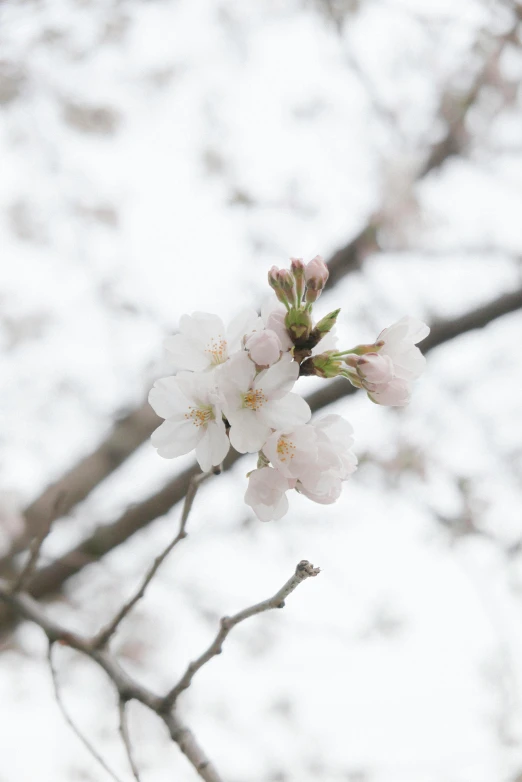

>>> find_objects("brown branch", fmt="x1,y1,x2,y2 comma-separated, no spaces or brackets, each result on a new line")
162,560,320,711
0,404,161,571
0,579,224,782
92,469,216,650
0,287,519,641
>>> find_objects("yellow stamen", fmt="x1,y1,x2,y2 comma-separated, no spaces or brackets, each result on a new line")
184,405,214,428
243,389,267,411
205,335,228,365
276,435,295,463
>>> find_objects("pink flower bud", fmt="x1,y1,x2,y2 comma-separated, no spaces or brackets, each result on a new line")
356,353,394,385
304,255,329,296
290,257,306,302
245,329,282,367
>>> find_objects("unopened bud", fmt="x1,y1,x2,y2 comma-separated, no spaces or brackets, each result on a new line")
312,308,340,340
268,266,290,306
245,329,282,367
285,307,313,342
304,255,329,302
278,270,297,307
290,257,305,303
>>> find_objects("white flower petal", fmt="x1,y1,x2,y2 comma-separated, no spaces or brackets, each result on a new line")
164,334,210,371
260,392,311,430
228,409,271,453
148,377,190,419
181,312,226,346
207,419,231,466
227,308,262,349
256,355,298,394
151,420,200,458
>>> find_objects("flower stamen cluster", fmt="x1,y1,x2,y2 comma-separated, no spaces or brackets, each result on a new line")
149,257,429,520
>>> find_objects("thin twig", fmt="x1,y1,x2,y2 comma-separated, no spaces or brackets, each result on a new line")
162,560,321,711
47,641,124,782
118,699,141,782
11,491,66,593
92,468,217,649
0,580,224,782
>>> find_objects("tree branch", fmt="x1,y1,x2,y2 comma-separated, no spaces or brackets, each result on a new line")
162,560,320,711
92,468,216,650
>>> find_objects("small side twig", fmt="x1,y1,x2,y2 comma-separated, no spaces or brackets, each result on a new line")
118,698,141,782
11,491,66,593
162,560,320,711
47,641,124,782
93,468,216,649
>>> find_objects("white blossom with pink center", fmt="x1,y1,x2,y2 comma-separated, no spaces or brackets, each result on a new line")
357,316,430,407
148,371,229,471
165,309,260,372
219,352,311,453
263,415,357,508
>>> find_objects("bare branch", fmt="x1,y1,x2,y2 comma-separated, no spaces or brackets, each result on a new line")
0,579,224,782
92,468,216,649
47,641,124,782
162,560,321,711
118,699,141,782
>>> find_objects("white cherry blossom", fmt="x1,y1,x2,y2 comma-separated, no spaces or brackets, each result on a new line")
148,371,229,471
376,316,430,382
264,415,357,508
355,317,430,406
245,467,294,522
165,309,260,372
219,352,311,453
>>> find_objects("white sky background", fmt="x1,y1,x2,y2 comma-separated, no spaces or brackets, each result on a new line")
1,0,522,780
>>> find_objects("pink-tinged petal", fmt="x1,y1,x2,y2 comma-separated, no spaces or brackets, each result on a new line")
256,355,298,394
356,354,394,384
164,333,210,372
245,329,282,367
368,379,411,407
313,414,354,448
298,475,342,505
259,392,311,430
228,409,271,453
244,467,291,521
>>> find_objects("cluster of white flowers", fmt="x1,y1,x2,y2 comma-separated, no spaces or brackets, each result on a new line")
149,257,429,521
